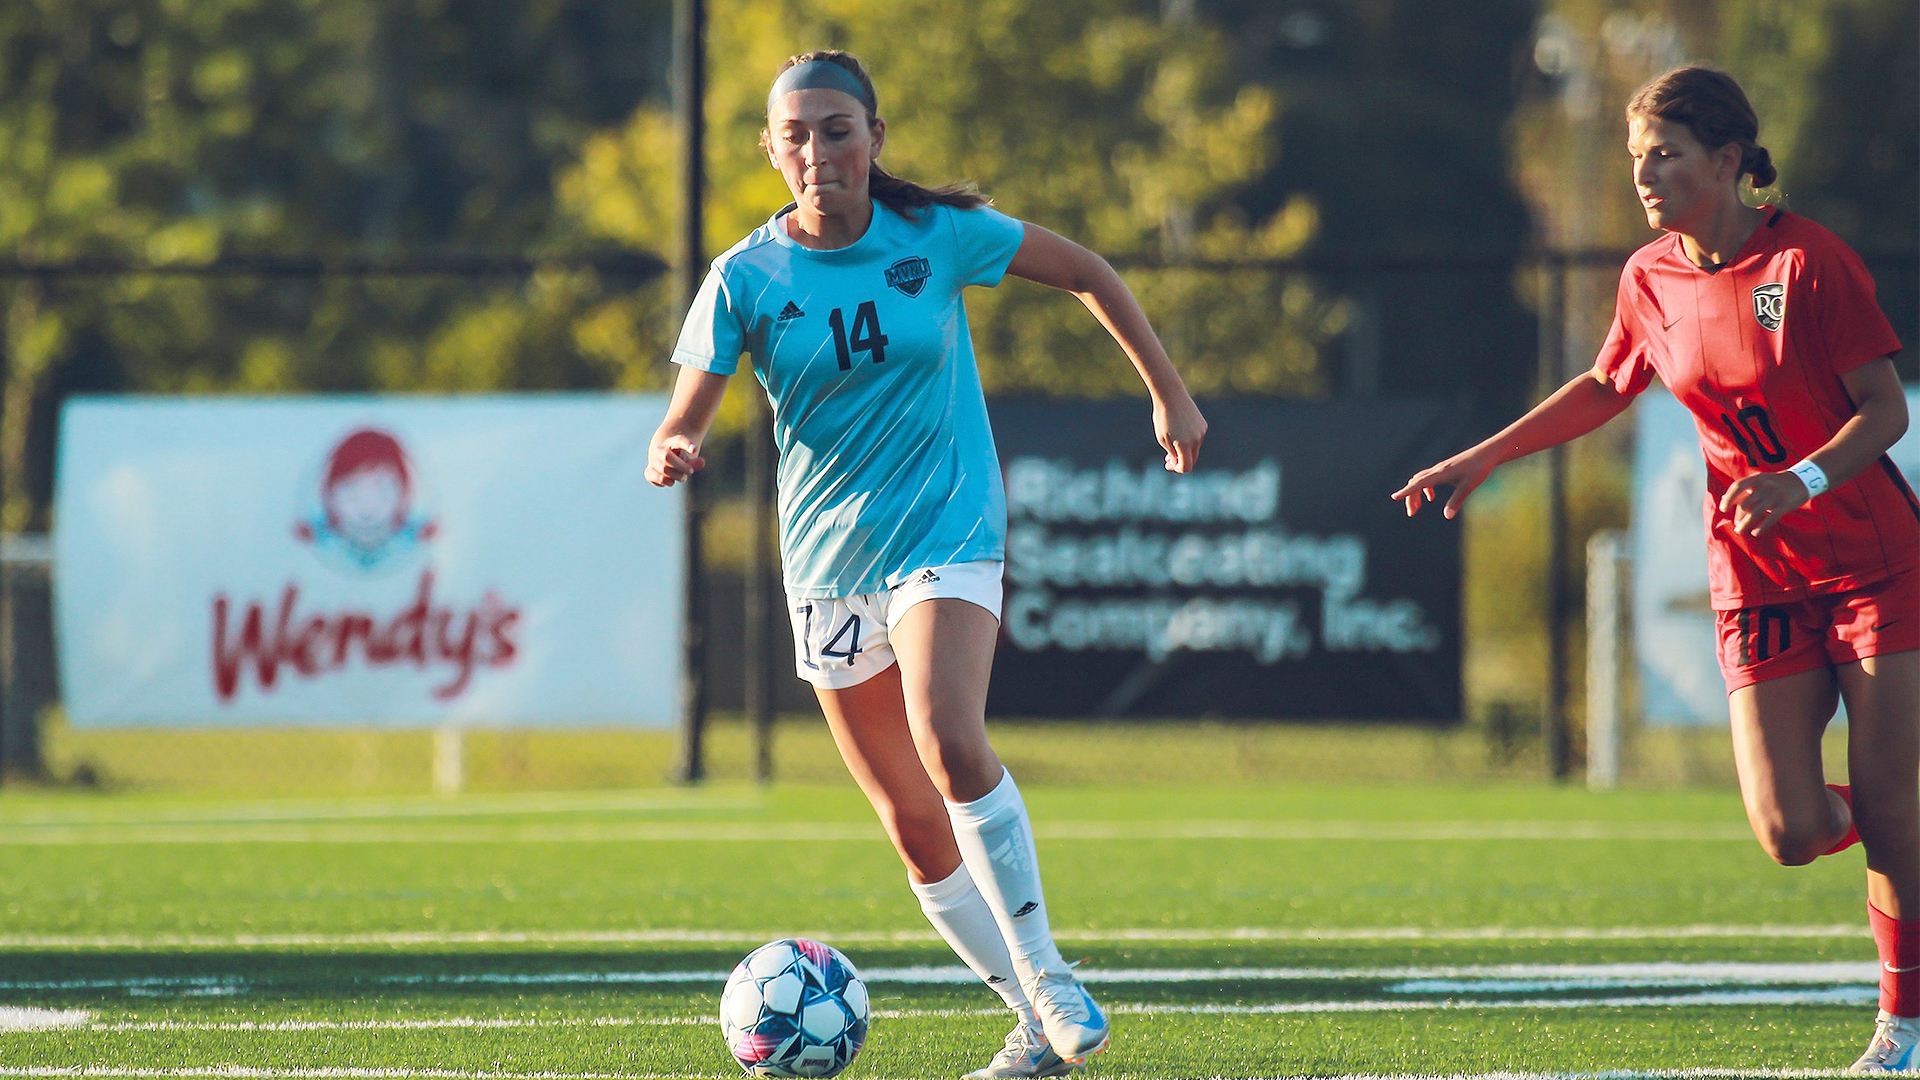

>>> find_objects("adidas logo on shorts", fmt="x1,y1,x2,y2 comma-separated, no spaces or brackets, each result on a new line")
915,568,940,585
776,301,805,322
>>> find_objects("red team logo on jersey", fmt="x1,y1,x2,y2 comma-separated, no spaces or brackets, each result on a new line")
209,427,524,704
1752,282,1786,332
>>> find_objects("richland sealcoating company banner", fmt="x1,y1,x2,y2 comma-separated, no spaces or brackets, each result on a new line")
54,395,679,726
987,398,1470,720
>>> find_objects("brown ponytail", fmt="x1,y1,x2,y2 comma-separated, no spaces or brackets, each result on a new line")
1628,66,1777,189
766,50,989,218
1742,144,1777,189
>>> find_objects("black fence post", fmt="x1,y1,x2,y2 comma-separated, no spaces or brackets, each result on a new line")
746,410,776,784
670,0,708,785
1539,254,1574,781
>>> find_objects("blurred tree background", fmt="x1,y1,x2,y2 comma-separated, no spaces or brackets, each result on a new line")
1518,0,1918,377
4,1,1914,739
6,0,1914,532
1,0,675,529
0,0,1911,770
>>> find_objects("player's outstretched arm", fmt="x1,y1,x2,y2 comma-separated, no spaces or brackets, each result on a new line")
1720,355,1909,537
647,366,731,487
1004,223,1206,473
1393,372,1633,519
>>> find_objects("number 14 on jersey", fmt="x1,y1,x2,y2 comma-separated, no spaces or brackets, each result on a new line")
828,301,888,370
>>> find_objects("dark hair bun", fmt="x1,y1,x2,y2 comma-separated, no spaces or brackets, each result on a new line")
1746,145,1777,188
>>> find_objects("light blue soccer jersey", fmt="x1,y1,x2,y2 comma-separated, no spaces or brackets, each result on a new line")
671,201,1027,598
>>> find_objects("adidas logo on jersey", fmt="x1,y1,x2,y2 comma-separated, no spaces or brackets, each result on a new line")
776,301,805,322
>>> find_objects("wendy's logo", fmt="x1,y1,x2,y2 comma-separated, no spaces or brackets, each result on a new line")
885,256,931,298
210,426,522,705
1751,282,1786,332
294,427,438,572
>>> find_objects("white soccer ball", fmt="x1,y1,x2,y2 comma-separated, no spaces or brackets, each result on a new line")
720,938,870,1078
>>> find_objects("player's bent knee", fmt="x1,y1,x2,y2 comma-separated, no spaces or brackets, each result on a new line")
1753,820,1829,866
920,752,1000,805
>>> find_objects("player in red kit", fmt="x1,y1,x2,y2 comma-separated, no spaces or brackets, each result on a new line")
1395,67,1917,1071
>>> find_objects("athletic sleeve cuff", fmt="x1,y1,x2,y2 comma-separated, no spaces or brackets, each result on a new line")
671,348,738,376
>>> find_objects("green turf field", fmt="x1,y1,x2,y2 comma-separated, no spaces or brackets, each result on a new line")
0,774,1891,1079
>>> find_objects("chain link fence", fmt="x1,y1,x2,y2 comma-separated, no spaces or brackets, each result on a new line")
3,248,1913,793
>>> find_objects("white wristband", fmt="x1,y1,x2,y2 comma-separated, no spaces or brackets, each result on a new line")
1788,458,1829,500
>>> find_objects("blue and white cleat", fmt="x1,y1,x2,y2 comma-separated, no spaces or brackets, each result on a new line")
1023,969,1109,1064
962,1022,1077,1079
1850,1011,1920,1073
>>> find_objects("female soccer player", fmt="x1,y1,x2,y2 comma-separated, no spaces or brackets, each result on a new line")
1395,66,1917,1072
647,50,1207,1077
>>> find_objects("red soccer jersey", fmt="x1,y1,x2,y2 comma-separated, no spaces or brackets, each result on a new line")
1592,207,1917,609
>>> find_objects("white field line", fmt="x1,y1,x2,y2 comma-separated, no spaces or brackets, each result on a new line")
0,987,1884,1039
283,959,1901,988
1111,987,1878,1011
0,820,1759,846
0,1065,1881,1080
0,1060,652,1068
0,960,1880,993
0,1007,93,1030
91,1016,714,1032
16,984,1878,1036
0,791,758,829
0,924,1861,950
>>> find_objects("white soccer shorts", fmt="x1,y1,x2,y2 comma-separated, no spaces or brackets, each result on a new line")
786,560,1004,689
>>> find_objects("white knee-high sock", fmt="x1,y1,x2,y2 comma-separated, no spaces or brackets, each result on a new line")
945,768,1070,979
909,865,1036,1022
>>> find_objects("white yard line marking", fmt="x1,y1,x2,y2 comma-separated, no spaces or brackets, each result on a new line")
90,1017,711,1032
1095,924,1864,941
45,984,1878,1035
371,960,1885,988
0,791,757,830
0,1061,1881,1080
0,924,1861,950
1198,1073,1870,1080
0,820,1758,846
2,960,1879,994
0,1060,652,1068
83,1011,1001,1034
0,977,249,993
0,1007,93,1032
1112,987,1877,1012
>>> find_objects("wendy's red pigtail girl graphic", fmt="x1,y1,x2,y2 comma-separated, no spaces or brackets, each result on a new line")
296,428,437,568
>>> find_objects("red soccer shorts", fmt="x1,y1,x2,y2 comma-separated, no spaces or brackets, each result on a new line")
1715,564,1920,692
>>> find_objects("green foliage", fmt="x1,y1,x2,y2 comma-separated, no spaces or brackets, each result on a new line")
1518,0,1916,257
1198,0,1544,417
559,0,1346,435
8,0,1906,534
0,0,1557,524
1,0,671,526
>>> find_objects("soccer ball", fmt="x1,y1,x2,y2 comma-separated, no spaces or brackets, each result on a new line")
720,938,870,1078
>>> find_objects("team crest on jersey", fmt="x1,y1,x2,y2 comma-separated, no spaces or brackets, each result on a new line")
885,256,931,297
1751,282,1786,332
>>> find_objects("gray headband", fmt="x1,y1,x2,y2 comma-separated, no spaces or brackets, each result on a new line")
767,60,877,115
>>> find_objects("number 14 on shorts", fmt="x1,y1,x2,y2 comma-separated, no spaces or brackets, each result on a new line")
795,603,865,669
